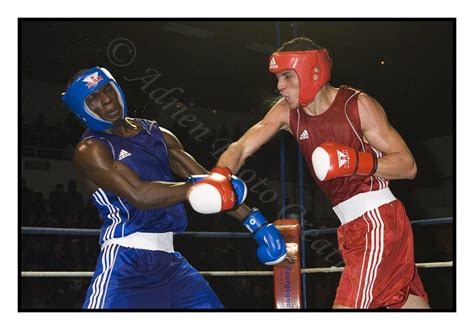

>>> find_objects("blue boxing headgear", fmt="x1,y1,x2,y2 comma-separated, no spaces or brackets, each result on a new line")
62,67,127,131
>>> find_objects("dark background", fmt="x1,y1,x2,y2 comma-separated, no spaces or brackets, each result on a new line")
21,20,453,139
20,19,454,310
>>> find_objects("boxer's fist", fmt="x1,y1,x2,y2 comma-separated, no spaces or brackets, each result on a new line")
243,208,287,265
312,142,378,181
187,173,247,206
187,167,243,214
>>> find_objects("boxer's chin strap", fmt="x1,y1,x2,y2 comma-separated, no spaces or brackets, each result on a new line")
273,219,302,309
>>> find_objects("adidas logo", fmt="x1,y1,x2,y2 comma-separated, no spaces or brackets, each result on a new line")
337,150,350,168
269,56,278,69
118,149,132,160
299,130,309,140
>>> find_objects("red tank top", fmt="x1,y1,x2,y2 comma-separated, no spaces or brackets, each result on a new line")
289,86,389,206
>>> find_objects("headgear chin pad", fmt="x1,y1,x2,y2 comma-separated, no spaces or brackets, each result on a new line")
269,50,332,107
62,67,127,131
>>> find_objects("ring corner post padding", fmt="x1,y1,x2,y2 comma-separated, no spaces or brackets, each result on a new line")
273,219,302,309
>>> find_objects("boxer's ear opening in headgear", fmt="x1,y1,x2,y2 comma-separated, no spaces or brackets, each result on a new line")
62,67,128,131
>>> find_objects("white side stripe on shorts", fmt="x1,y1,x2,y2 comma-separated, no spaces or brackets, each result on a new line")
358,208,385,308
87,244,110,309
354,217,370,308
87,244,120,309
98,244,120,308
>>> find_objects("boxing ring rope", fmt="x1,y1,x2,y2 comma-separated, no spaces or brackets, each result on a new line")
21,217,453,284
21,217,454,308
302,217,453,236
21,217,453,237
21,262,453,278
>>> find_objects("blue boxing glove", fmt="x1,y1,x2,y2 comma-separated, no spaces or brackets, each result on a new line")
243,208,287,265
187,173,247,206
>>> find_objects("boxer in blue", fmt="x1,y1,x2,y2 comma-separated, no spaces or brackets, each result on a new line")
62,67,287,309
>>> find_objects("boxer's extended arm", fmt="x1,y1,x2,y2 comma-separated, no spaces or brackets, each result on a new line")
359,93,417,180
161,127,209,178
161,128,254,221
217,98,291,173
161,128,286,264
73,139,190,210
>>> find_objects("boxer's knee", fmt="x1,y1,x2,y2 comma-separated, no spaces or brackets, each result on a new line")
401,294,430,309
332,303,353,309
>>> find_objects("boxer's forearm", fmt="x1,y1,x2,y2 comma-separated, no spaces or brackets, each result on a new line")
374,153,417,180
217,142,247,173
225,204,252,223
169,148,209,178
133,182,191,209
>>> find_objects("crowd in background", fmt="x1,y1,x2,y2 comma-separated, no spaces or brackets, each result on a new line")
20,107,301,181
21,113,84,151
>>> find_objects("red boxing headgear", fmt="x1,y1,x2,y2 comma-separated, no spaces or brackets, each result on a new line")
269,50,332,106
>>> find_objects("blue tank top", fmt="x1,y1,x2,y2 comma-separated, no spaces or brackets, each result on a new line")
81,118,187,244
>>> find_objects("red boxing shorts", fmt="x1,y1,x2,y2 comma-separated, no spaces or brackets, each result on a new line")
334,199,429,309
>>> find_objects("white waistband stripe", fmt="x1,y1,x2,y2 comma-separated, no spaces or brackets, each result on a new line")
101,232,174,252
333,188,396,225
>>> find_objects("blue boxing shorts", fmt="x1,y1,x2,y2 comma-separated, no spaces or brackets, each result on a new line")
83,244,223,309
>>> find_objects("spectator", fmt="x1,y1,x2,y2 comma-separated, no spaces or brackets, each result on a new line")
48,183,66,220
50,122,67,149
30,114,49,147
21,179,34,211
31,191,48,224
64,180,84,216
21,115,33,146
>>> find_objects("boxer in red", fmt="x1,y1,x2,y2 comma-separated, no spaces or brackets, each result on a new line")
214,37,430,309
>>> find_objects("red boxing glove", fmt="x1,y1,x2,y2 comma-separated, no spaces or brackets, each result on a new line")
312,142,378,181
187,166,237,214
